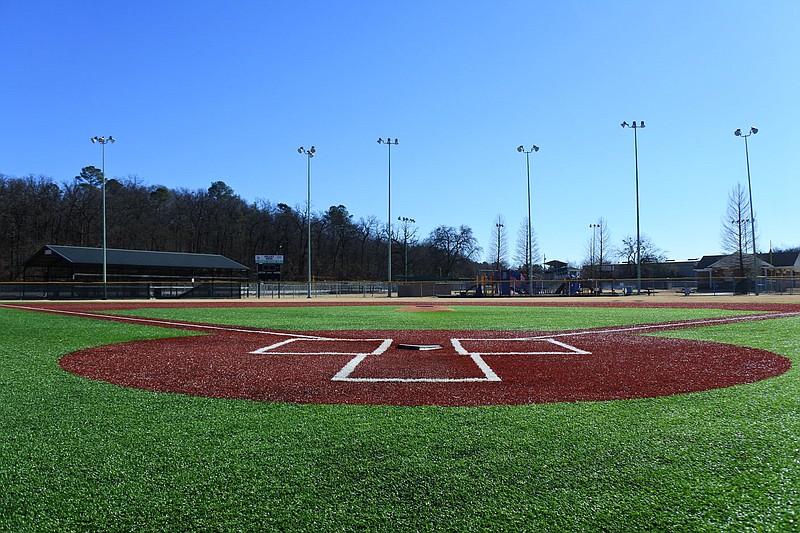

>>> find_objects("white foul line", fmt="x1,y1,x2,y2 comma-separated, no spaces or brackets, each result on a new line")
8,304,799,385
3,304,326,340
524,310,800,341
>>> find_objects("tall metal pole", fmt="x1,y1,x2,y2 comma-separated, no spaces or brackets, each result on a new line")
735,127,759,294
495,222,504,272
388,141,392,297
525,152,532,296
589,223,600,279
378,138,398,297
91,135,114,300
621,121,645,293
102,141,107,299
307,153,312,299
745,135,758,293
298,146,316,298
518,145,539,296
398,216,415,278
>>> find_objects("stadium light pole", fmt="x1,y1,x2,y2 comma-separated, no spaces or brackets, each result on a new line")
589,223,600,279
517,145,539,296
495,222,505,273
298,146,316,298
734,127,759,294
621,120,645,294
398,216,415,278
90,135,115,300
378,137,398,297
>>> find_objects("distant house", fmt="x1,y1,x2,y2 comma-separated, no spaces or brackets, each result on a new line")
694,251,800,293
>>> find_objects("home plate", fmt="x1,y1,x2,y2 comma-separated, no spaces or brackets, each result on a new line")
397,344,442,351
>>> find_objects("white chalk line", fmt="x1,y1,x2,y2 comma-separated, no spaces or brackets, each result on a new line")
8,305,797,342
452,337,592,356
295,311,800,384
523,310,800,341
7,304,799,385
331,352,500,383
2,304,326,340
253,338,393,357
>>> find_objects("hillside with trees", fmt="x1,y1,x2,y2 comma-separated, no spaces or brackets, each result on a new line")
0,172,483,282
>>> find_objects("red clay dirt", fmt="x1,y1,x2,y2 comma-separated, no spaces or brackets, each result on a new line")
395,305,454,312
7,300,796,406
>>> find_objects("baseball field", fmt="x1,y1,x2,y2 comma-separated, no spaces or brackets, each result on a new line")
1,295,798,531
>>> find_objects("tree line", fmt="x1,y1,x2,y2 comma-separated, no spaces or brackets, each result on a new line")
6,172,793,284
0,171,482,282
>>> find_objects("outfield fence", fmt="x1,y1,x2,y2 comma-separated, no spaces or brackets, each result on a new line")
2,276,799,300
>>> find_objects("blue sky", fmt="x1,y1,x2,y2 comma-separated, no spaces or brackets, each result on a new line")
2,1,798,265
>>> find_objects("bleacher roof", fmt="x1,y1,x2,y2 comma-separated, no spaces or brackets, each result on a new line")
24,245,249,271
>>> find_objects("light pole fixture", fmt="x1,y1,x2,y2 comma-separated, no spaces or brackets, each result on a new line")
620,120,645,293
378,137,398,297
398,216,416,278
90,135,115,300
589,223,600,279
298,145,315,298
517,144,539,296
734,126,759,294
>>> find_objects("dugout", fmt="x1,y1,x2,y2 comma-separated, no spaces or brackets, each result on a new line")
21,245,249,299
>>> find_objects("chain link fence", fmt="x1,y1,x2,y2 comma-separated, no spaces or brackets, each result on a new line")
1,276,798,300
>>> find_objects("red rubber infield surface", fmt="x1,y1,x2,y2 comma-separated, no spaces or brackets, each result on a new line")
22,300,793,407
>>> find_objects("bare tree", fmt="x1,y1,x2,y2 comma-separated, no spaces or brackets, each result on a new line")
487,214,509,271
513,217,540,273
619,234,665,278
584,217,613,277
597,218,613,270
0,175,62,279
772,244,800,253
395,216,419,277
720,183,756,277
355,215,382,278
425,225,481,277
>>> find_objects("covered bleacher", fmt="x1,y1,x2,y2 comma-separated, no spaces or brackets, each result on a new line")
14,245,249,299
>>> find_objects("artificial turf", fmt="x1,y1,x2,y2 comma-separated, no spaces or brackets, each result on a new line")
1,304,798,531
112,304,756,331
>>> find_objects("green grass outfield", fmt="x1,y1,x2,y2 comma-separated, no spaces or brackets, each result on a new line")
1,304,798,532
112,304,757,331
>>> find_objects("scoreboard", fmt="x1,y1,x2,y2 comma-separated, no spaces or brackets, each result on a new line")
256,255,283,281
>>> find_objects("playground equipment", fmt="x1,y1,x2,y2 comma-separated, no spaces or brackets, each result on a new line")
469,270,535,297
459,269,601,297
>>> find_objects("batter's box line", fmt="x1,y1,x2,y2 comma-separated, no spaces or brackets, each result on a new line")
452,338,591,356
249,338,393,356
331,351,501,383
248,336,500,382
